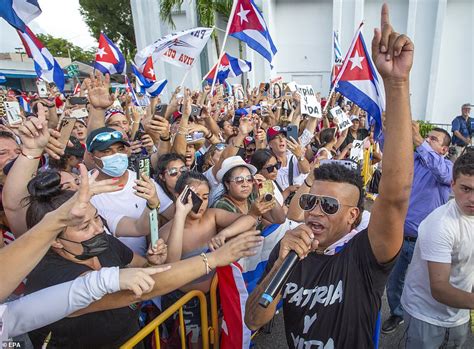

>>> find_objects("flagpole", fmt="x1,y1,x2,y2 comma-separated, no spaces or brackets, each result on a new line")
324,22,364,112
179,69,191,88
210,0,238,94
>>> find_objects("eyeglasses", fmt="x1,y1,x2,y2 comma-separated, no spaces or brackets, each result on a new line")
228,175,254,185
87,131,123,151
299,194,354,215
246,147,256,153
167,166,188,177
264,161,281,173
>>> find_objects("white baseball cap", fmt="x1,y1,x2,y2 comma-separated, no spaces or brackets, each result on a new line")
216,156,257,183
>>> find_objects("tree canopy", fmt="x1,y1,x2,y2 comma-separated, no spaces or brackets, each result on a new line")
36,34,96,63
79,0,136,58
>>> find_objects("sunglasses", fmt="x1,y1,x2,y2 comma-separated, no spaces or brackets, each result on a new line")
264,161,281,173
246,147,256,153
228,175,254,185
299,194,353,215
167,166,188,177
88,131,123,151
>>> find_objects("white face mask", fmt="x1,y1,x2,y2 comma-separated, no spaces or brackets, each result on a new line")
95,153,128,177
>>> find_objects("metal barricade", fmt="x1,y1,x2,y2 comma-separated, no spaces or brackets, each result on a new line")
120,290,210,349
209,274,219,348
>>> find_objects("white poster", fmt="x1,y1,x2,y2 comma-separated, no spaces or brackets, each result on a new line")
349,140,364,163
296,84,322,118
135,27,213,70
331,106,352,131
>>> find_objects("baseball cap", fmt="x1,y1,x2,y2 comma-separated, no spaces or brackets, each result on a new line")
86,127,130,152
243,136,255,147
266,126,285,142
216,156,257,183
350,115,360,121
65,136,85,158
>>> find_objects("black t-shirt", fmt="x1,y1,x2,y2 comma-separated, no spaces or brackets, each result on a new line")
340,128,370,151
25,235,139,349
259,229,396,349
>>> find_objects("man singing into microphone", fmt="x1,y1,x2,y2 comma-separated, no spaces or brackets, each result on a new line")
245,4,414,348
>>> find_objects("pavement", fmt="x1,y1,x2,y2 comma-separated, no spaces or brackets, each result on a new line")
253,292,473,348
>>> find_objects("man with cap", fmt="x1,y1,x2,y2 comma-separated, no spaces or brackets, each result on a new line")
339,114,369,151
86,127,174,255
450,103,473,161
267,126,310,194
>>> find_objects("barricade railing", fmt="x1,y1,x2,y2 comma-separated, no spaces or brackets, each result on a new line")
209,273,219,348
120,290,210,349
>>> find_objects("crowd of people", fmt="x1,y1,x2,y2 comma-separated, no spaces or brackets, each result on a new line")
0,4,472,349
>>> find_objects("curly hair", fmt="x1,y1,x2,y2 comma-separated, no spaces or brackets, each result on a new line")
314,163,365,212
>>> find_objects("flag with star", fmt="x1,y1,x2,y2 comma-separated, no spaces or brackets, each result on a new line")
94,32,126,75
334,24,385,137
131,57,167,98
227,0,277,66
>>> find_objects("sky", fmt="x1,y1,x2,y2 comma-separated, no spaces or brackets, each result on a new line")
0,0,97,53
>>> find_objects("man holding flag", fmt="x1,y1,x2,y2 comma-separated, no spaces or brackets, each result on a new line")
246,4,415,348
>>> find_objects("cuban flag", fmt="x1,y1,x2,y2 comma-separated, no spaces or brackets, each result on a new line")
17,26,65,92
0,0,41,32
131,57,167,97
18,93,31,113
334,24,385,137
94,32,126,75
204,52,251,84
333,30,342,64
227,0,277,66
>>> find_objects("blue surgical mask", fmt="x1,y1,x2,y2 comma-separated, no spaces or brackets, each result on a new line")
96,153,129,177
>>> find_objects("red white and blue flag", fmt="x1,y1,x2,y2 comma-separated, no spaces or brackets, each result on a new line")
227,0,277,66
0,0,41,32
94,33,126,75
17,26,65,92
131,56,167,97
204,52,251,84
334,25,385,137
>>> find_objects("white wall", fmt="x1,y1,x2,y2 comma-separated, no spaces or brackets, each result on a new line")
130,0,473,124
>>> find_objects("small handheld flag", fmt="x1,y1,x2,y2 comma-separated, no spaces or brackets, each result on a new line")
94,33,126,75
203,52,251,84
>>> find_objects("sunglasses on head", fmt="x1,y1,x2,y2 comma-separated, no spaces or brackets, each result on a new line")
228,175,254,185
264,161,281,173
88,131,123,151
299,194,353,215
167,166,188,177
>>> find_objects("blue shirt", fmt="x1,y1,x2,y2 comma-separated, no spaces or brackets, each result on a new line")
451,115,474,146
404,141,453,237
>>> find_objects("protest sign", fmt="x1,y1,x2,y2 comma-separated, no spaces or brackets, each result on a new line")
331,106,352,131
349,140,364,163
286,81,297,92
296,84,322,118
135,27,213,70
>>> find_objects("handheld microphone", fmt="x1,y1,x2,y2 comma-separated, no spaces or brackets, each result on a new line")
258,251,299,308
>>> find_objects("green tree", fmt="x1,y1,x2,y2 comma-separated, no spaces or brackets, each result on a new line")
79,0,136,58
160,0,233,59
37,34,96,63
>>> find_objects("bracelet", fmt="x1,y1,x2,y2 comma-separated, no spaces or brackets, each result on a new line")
304,179,312,187
205,133,213,140
200,253,213,275
146,202,160,211
160,135,171,142
21,150,42,160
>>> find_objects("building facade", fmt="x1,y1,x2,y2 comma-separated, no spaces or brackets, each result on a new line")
130,0,473,124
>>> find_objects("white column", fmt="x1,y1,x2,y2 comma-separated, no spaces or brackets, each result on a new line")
425,0,447,122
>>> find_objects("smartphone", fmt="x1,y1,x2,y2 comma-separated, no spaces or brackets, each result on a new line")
155,104,168,117
4,101,22,125
149,209,159,247
320,159,358,171
232,115,242,127
181,187,203,214
285,124,298,142
36,80,48,98
69,96,88,105
135,155,150,179
258,180,274,202
192,131,204,140
58,118,75,147
70,108,88,119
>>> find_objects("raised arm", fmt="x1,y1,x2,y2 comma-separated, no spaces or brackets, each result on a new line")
85,72,114,135
368,4,415,263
